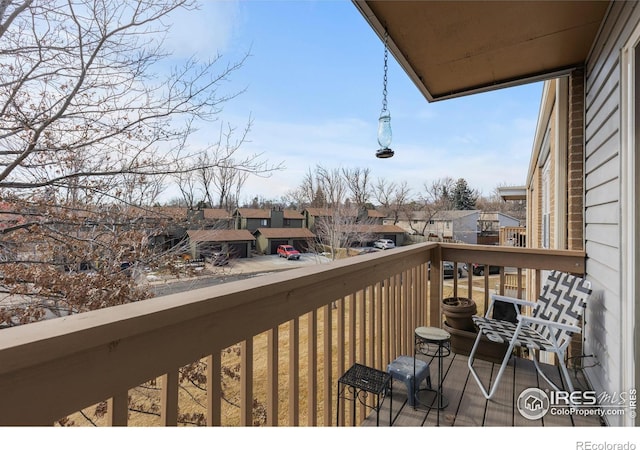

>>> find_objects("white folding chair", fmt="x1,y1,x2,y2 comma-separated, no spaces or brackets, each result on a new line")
468,270,592,399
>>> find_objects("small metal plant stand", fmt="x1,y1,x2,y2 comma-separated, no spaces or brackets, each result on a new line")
414,326,451,426
336,363,392,426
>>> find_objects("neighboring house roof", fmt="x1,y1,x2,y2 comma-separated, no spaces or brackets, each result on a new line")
433,210,479,220
253,228,316,239
283,210,305,220
187,229,255,242
479,212,520,222
353,224,406,234
203,209,233,220
394,210,480,222
148,207,189,220
234,208,271,219
304,207,384,218
366,210,386,218
234,208,304,220
304,207,332,217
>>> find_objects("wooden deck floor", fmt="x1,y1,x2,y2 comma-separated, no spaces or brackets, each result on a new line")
360,352,605,427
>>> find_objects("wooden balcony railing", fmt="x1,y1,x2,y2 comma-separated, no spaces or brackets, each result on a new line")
0,243,585,426
499,226,527,247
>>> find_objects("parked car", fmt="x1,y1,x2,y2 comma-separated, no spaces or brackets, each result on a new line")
443,261,465,279
428,261,465,279
471,263,500,276
277,245,301,260
373,239,396,250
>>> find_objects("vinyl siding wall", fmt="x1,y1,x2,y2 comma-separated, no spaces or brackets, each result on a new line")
583,0,639,426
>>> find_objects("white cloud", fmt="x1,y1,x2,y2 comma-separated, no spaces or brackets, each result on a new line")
163,1,242,59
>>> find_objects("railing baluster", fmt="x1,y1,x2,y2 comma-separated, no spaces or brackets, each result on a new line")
483,270,490,315
240,338,253,426
348,293,356,426
409,267,416,343
323,304,332,426
367,285,374,368
453,262,459,298
516,267,524,299
358,289,365,422
467,262,474,315
418,263,424,326
382,278,395,363
375,281,383,369
404,269,411,355
160,370,178,426
429,248,443,327
307,309,317,426
337,296,345,426
288,318,299,426
206,352,221,426
107,392,128,426
395,273,402,356
267,327,278,426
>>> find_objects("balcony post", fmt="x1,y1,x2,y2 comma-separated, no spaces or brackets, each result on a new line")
107,392,128,426
429,246,443,327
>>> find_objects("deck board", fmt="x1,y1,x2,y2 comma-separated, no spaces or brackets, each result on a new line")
419,352,456,426
435,353,471,426
512,357,543,426
483,357,515,426
359,352,604,427
538,361,574,426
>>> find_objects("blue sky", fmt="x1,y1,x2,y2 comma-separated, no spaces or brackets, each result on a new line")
162,0,543,204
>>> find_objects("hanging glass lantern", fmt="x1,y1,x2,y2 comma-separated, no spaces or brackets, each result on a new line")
376,29,394,159
376,111,393,158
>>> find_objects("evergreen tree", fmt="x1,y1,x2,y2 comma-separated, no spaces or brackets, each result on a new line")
452,178,478,210
311,186,327,207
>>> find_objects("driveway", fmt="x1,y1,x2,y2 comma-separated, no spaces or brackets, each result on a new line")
220,253,333,276
144,253,334,295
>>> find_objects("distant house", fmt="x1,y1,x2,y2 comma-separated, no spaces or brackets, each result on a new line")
304,207,405,246
201,209,234,229
144,207,234,251
391,210,479,244
253,228,316,255
390,210,518,245
234,208,305,233
186,229,255,259
477,212,521,245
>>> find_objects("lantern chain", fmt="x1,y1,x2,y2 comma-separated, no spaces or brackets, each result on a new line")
381,29,389,114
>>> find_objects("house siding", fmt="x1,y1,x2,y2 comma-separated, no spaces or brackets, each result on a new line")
452,212,479,244
584,0,639,426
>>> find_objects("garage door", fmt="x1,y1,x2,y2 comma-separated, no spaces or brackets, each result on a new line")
229,243,248,258
293,239,309,252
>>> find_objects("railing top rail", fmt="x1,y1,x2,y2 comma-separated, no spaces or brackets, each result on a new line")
439,243,586,274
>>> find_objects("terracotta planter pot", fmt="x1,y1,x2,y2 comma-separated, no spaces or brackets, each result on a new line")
442,297,477,332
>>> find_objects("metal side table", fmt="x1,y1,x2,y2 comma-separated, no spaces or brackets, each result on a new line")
336,363,392,426
414,326,451,426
